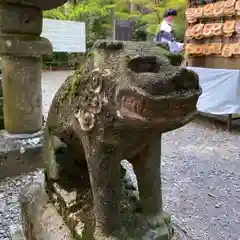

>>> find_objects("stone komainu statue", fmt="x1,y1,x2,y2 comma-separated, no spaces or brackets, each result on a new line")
21,40,201,240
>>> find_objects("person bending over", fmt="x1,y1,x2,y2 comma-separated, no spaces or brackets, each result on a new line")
155,9,184,54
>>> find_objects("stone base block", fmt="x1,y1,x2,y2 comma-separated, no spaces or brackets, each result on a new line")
19,173,183,240
18,163,191,240
19,178,74,240
0,130,44,179
10,225,26,240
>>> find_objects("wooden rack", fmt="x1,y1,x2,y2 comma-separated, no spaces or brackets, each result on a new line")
185,0,240,69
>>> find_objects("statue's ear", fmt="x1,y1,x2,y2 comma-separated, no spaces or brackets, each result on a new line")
94,40,125,51
165,52,184,66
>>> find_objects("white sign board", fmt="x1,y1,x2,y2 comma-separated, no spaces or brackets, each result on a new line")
41,19,86,53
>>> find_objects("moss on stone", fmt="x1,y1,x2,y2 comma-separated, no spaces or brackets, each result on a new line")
71,66,84,93
155,44,183,66
165,53,184,66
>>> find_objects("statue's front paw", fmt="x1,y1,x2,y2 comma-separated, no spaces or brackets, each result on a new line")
94,228,126,240
94,236,120,240
143,212,173,240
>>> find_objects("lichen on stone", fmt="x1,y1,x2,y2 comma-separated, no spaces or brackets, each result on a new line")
75,109,95,132
70,68,83,93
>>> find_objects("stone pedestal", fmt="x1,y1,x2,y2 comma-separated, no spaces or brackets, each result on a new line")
19,170,188,240
0,130,44,179
19,177,73,240
19,145,174,239
0,1,66,177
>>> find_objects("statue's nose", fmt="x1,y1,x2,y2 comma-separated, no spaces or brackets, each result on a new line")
173,68,199,90
137,68,200,96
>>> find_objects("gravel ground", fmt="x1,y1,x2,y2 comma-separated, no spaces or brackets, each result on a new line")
1,71,240,240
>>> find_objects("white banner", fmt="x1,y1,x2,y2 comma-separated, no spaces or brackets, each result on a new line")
187,67,240,115
42,19,86,53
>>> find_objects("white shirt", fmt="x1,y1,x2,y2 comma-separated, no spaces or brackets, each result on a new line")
160,20,172,33
158,20,183,53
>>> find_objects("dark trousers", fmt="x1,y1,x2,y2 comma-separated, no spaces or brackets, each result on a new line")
155,32,162,42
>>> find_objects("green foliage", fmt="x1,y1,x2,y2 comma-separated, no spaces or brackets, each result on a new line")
43,1,113,50
43,5,68,20
129,0,188,41
132,21,148,41
172,7,187,42
43,0,188,42
42,0,188,67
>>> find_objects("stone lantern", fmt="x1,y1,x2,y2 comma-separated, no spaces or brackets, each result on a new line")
0,0,67,177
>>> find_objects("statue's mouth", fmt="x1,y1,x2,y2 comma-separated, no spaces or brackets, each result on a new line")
116,89,200,122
